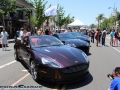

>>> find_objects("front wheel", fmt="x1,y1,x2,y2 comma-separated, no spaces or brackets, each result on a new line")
30,60,39,81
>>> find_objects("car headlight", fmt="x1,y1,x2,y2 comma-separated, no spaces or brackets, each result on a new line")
66,44,76,47
41,57,62,68
82,52,89,62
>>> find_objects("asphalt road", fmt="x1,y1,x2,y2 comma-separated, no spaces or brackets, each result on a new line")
0,35,120,90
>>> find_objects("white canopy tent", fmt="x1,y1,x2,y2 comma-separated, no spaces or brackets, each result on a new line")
68,18,86,27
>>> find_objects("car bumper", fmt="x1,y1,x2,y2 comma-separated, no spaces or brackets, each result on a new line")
37,63,89,83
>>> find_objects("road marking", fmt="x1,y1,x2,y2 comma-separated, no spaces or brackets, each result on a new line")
0,60,16,69
53,84,59,90
11,73,30,86
61,84,67,90
21,69,30,72
21,70,28,72
106,43,120,53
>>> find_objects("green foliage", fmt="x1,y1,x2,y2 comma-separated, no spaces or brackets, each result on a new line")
29,0,51,28
96,14,104,28
0,0,21,26
64,14,74,28
89,24,97,29
55,5,65,29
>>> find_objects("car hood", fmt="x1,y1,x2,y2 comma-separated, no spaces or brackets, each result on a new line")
33,46,88,67
62,39,88,46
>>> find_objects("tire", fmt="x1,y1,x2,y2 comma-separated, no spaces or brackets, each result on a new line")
30,60,39,81
14,49,20,61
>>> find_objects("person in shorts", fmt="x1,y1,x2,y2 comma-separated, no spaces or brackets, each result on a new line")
110,29,115,46
0,28,9,51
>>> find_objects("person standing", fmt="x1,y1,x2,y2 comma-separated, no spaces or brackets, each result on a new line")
90,30,95,43
95,29,100,46
19,27,24,40
110,29,115,46
0,28,9,51
114,30,119,47
101,29,106,46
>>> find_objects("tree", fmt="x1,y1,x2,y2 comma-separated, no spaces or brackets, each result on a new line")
0,0,19,27
55,5,65,29
64,14,74,28
29,0,51,29
100,18,109,29
96,14,104,29
89,24,97,29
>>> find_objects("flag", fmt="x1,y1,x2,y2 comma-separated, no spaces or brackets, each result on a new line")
45,5,57,16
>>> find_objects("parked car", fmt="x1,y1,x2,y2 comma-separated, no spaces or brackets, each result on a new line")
53,33,90,54
14,35,89,83
69,32,90,44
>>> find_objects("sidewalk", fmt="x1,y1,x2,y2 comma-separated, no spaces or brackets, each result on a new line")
8,39,14,43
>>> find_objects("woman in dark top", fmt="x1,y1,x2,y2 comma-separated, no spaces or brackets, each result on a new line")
95,29,100,46
114,31,119,46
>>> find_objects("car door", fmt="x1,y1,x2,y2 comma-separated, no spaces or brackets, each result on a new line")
20,36,31,65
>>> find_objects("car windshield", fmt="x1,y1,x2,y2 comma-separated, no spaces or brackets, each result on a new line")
30,36,64,47
58,33,76,40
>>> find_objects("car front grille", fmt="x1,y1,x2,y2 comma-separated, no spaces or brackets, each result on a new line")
62,64,89,74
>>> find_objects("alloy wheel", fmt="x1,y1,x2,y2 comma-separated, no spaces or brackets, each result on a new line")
30,61,39,81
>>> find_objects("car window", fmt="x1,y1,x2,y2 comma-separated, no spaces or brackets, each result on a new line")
58,34,76,40
30,36,63,47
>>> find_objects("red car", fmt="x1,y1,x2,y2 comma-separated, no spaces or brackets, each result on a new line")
14,35,89,83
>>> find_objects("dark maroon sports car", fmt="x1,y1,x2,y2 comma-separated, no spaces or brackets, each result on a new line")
14,35,89,83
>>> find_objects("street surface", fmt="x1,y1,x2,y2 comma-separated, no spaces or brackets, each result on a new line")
0,35,120,90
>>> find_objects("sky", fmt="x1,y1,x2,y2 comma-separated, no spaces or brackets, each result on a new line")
46,0,120,26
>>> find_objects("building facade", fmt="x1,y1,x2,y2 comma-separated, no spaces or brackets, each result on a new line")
3,0,35,38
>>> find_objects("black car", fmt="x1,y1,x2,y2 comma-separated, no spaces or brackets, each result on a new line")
14,35,89,83
53,33,90,54
69,32,90,44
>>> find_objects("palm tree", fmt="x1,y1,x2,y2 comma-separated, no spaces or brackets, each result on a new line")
96,14,104,29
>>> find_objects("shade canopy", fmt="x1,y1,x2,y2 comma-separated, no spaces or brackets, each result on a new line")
68,19,85,27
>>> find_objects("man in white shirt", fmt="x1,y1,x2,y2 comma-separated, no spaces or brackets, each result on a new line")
19,27,24,40
0,28,9,51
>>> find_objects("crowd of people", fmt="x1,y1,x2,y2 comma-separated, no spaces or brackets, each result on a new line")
89,28,120,47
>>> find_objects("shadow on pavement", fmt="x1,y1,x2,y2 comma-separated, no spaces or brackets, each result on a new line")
87,53,92,56
35,73,93,89
65,73,93,89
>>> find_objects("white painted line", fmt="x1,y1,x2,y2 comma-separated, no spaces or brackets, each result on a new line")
0,60,16,69
21,70,28,72
21,69,30,72
106,43,120,53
